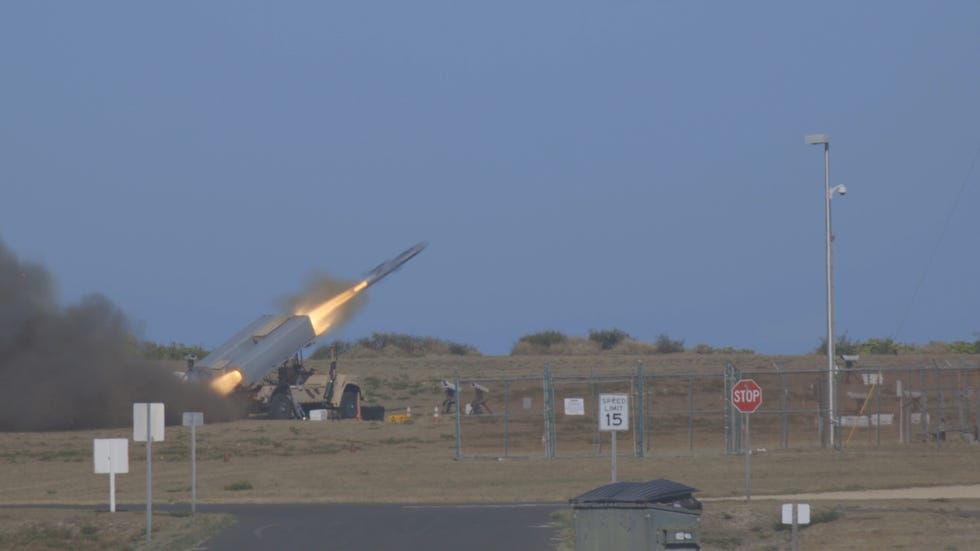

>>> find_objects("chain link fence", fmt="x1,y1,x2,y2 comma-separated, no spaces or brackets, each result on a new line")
448,361,980,460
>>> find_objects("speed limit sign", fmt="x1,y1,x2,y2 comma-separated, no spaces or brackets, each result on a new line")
599,394,629,431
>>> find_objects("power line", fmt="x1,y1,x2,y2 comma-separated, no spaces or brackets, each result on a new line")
892,142,980,341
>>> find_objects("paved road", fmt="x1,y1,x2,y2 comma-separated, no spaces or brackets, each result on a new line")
195,503,564,551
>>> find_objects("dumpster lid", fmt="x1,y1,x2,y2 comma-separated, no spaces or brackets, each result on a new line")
569,478,698,505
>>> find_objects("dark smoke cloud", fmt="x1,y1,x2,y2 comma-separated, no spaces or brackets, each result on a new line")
0,239,242,431
279,272,368,332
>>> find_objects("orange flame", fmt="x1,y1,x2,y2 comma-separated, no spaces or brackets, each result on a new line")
210,369,244,395
296,280,369,335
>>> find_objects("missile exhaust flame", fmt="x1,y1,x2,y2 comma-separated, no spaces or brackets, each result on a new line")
296,280,369,335
293,242,426,336
210,369,244,395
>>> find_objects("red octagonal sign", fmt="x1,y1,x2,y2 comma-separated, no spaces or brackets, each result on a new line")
732,379,763,413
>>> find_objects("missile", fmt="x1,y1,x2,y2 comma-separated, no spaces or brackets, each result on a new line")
191,241,427,389
363,241,427,288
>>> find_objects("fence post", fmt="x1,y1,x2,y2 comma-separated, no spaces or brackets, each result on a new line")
957,370,966,437
454,369,462,460
591,367,600,455
817,376,825,448
936,363,945,450
875,374,881,447
542,364,550,459
778,365,788,449
503,380,511,458
637,361,645,458
688,375,695,451
975,384,979,443
724,362,742,454
549,367,557,458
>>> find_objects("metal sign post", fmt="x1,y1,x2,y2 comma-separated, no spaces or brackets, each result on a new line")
731,379,762,501
134,403,164,543
182,412,204,513
782,503,811,550
744,412,751,500
93,438,128,512
599,393,629,483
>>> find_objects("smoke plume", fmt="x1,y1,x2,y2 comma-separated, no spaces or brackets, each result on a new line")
280,272,368,332
0,239,242,431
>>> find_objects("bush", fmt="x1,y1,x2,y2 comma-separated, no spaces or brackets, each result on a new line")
943,336,980,354
588,329,631,350
135,340,209,361
813,333,859,355
511,336,601,355
312,340,353,359
330,333,480,357
517,331,567,348
859,337,900,355
223,481,253,491
655,333,685,354
448,343,472,356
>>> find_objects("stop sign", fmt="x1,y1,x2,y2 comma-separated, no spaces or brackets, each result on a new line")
731,379,763,413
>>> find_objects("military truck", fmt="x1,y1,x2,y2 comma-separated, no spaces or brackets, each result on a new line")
250,350,381,420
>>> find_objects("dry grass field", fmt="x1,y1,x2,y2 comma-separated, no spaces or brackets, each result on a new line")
3,352,980,549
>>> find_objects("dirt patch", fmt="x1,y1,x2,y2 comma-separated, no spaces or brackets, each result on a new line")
0,508,234,551
752,484,980,502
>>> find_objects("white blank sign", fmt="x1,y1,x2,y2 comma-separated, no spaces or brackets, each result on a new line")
94,438,129,474
782,503,811,524
564,398,585,416
182,412,204,426
133,403,165,442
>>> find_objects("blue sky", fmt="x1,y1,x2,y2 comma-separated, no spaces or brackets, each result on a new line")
1,2,977,356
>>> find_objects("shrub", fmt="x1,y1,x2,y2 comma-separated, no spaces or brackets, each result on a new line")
344,333,479,357
312,340,353,358
813,333,859,355
714,346,756,355
448,343,473,356
612,339,660,355
136,340,209,361
655,333,685,354
859,337,900,355
517,331,567,348
511,336,601,355
588,329,631,350
942,336,980,354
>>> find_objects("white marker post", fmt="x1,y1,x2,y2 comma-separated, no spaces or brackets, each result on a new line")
599,393,629,483
182,412,204,513
134,403,164,543
93,438,128,512
782,503,811,550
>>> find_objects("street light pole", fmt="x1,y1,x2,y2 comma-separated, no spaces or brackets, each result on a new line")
805,133,839,449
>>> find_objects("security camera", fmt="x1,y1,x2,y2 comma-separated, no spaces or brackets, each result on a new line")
836,184,847,196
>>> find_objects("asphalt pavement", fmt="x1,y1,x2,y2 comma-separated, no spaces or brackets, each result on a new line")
195,502,564,551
